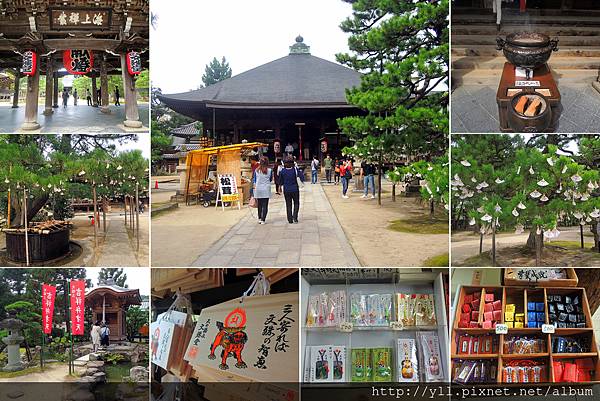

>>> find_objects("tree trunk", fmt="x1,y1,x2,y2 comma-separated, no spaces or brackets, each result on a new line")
526,230,538,249
392,184,396,202
591,222,599,252
492,220,496,267
479,232,484,254
430,199,434,217
9,194,49,228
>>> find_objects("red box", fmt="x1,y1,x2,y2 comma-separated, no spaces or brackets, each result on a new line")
471,337,480,354
485,293,494,303
473,291,481,300
576,358,594,369
461,312,470,321
484,311,493,322
462,304,471,313
484,303,493,313
471,311,479,321
563,362,577,383
482,320,492,329
459,319,469,328
493,310,502,321
553,361,564,382
458,335,471,354
492,300,502,311
469,321,479,328
471,299,480,310
464,294,473,305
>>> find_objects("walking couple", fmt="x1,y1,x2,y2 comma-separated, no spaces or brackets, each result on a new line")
91,320,110,352
252,156,305,225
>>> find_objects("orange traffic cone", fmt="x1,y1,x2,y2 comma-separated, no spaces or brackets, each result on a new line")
91,216,95,226
155,180,159,189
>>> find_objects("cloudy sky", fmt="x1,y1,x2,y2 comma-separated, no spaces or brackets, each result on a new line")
151,0,353,94
88,267,150,295
116,134,150,159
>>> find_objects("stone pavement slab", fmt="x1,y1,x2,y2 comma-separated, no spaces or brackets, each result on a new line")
452,84,600,133
192,183,360,267
96,215,140,267
0,103,149,133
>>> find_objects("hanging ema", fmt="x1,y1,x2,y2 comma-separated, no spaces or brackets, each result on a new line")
63,49,94,75
22,50,37,76
126,51,142,75
208,307,248,370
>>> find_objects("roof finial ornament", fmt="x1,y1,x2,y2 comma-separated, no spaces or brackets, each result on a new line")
289,35,310,55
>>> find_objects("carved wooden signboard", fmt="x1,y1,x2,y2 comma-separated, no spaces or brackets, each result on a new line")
49,8,112,30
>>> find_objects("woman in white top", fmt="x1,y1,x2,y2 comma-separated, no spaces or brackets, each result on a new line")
90,321,102,352
253,157,273,224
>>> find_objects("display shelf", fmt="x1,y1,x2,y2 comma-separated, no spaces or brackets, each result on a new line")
451,283,600,385
301,270,449,383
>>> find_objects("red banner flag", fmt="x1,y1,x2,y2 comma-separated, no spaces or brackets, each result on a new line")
70,280,86,336
41,284,56,334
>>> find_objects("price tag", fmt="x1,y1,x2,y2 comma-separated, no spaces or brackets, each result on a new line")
515,80,541,87
337,322,353,333
495,324,508,335
389,321,404,331
542,324,555,334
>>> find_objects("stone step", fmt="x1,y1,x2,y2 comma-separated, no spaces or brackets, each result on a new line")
452,25,600,37
452,45,600,58
452,11,600,25
451,68,599,87
452,35,600,47
452,55,600,70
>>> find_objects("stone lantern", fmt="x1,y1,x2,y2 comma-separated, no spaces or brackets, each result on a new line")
0,310,24,372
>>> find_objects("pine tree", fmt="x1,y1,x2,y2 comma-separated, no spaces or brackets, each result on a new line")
98,268,128,288
202,57,232,87
336,0,449,205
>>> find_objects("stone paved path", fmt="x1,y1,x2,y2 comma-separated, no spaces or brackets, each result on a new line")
0,103,149,133
193,183,360,267
96,215,140,267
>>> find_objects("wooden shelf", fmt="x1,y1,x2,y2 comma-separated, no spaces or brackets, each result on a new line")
452,353,498,359
501,353,549,359
552,352,598,359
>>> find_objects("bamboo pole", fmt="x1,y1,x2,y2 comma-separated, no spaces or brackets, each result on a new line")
136,183,139,252
92,185,98,248
124,195,128,226
102,197,106,234
23,189,29,267
130,195,133,228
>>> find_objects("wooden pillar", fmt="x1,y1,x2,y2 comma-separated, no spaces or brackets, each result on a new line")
120,53,142,128
52,74,59,108
92,185,98,248
135,183,139,252
21,63,41,130
43,58,54,116
100,56,110,113
91,75,98,107
11,70,20,108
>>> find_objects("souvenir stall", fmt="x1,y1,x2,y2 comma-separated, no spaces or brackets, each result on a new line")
183,143,267,207
451,268,600,386
151,268,299,401
301,268,449,385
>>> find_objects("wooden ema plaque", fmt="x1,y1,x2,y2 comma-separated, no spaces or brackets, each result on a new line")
496,63,561,132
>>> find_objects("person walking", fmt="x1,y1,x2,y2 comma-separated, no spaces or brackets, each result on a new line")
323,154,333,184
86,88,92,106
62,88,69,108
340,158,353,199
91,321,102,352
274,158,282,195
114,87,121,106
361,160,376,199
334,158,341,185
100,323,110,347
73,89,78,106
253,157,273,224
310,155,319,184
279,157,304,224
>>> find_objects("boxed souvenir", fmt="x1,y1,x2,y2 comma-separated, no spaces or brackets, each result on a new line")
396,339,418,382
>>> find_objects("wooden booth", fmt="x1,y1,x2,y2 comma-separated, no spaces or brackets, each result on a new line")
86,279,142,342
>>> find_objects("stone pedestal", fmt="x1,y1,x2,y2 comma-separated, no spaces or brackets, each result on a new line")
21,68,41,131
2,335,24,372
177,164,188,194
120,53,143,128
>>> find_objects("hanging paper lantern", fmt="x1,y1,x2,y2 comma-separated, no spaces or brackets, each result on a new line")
63,49,94,75
22,50,37,76
126,50,143,75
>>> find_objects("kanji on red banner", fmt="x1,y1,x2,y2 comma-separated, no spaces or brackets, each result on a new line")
70,280,86,336
126,51,142,75
41,284,56,334
63,49,93,75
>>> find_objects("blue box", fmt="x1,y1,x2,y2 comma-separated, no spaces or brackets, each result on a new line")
536,303,545,312
527,302,537,311
528,312,538,322
527,321,537,328
537,312,545,321
537,322,543,328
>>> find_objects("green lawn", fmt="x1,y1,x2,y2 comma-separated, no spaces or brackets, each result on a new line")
388,217,448,234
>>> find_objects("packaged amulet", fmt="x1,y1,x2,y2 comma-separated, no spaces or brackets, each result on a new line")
350,293,368,326
370,294,392,326
415,294,437,326
306,295,319,327
419,332,444,381
351,348,371,381
331,346,346,382
396,339,418,382
372,348,393,382
327,290,346,326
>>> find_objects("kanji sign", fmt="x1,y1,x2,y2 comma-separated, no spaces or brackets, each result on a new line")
126,51,143,75
50,8,111,30
70,280,86,336
218,174,240,203
42,284,56,334
63,49,94,75
22,51,37,76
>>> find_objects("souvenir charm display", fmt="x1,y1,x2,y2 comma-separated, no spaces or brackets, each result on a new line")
396,339,418,382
